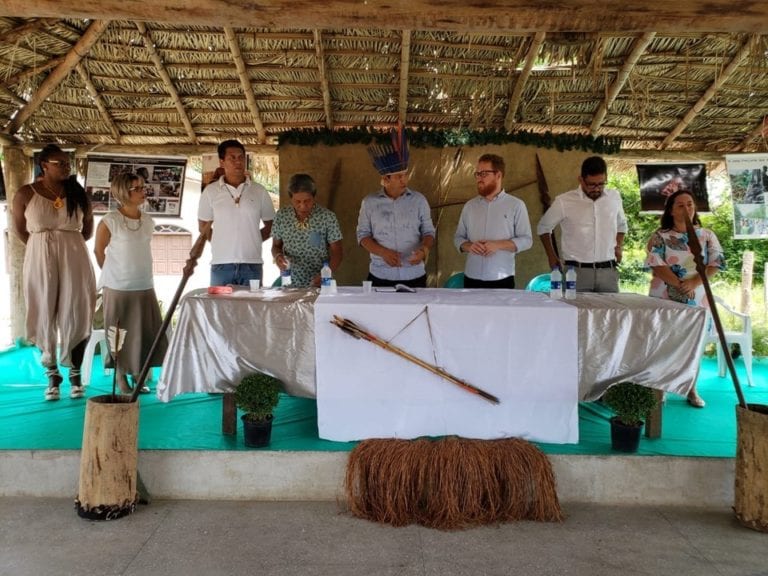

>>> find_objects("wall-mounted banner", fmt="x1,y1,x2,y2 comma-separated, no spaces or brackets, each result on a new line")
636,163,709,213
725,153,768,239
85,154,186,217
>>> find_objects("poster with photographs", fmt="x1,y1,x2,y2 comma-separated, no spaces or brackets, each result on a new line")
636,163,709,213
725,153,768,239
84,154,186,216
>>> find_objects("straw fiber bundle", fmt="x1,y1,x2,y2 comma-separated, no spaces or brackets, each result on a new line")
345,436,562,529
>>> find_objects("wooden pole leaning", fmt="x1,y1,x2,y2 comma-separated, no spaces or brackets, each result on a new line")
686,215,768,532
130,223,211,403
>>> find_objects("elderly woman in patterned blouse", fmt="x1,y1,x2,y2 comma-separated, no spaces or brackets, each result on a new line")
271,173,343,287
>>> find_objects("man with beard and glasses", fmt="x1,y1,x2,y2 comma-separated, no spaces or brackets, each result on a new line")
537,156,627,293
454,154,532,289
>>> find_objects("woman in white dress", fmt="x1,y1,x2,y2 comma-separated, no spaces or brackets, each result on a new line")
12,144,96,401
94,172,167,394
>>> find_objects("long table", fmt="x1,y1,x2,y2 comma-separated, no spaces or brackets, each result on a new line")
158,288,707,443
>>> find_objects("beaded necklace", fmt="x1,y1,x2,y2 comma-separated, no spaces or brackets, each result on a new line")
221,181,243,206
119,208,142,231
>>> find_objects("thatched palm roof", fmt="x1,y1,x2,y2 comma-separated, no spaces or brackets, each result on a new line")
1,2,766,157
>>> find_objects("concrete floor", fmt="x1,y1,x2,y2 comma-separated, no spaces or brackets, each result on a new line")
1,498,766,576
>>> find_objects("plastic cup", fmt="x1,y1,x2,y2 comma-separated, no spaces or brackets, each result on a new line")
249,279,261,291
362,280,373,293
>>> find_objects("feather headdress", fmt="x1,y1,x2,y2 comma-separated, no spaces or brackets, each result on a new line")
368,123,409,176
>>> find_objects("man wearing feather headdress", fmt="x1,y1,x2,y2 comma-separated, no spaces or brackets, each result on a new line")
357,125,435,288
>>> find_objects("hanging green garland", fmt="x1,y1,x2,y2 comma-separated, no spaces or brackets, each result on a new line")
277,126,622,154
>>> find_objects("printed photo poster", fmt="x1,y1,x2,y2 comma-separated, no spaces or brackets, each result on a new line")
725,153,768,239
85,154,186,216
636,163,709,213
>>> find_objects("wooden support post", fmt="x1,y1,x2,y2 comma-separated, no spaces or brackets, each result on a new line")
644,388,664,439
222,392,237,435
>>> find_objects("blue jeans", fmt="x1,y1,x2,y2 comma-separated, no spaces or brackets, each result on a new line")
210,263,263,287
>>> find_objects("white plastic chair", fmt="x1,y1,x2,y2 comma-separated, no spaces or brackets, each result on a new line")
704,296,754,387
82,329,111,387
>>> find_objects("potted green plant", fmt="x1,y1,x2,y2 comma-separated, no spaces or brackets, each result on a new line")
234,372,283,448
602,382,658,453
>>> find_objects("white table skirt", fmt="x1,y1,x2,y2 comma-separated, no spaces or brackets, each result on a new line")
314,288,579,443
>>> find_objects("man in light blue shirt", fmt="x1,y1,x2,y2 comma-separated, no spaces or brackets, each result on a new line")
454,154,532,288
357,132,435,288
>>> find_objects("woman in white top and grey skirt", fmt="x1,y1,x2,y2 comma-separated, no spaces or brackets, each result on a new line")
94,172,168,394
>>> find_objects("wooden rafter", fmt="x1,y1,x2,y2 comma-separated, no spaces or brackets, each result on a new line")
223,26,266,144
135,22,198,145
504,32,545,131
660,34,761,150
4,19,110,135
1,57,63,88
0,17,57,46
313,30,333,130
398,30,411,124
75,62,121,142
590,32,655,136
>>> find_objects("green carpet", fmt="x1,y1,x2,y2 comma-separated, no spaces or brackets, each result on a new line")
0,343,764,456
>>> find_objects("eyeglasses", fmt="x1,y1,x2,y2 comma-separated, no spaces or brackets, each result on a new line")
474,170,498,178
46,160,71,169
583,180,606,189
129,185,145,192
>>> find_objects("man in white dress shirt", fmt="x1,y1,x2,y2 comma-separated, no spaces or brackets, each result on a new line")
537,156,628,292
454,154,532,289
198,139,275,286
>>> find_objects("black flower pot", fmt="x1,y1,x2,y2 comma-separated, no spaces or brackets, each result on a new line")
609,417,643,453
241,414,273,448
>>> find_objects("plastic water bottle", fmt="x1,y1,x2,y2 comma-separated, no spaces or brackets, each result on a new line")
549,266,562,299
320,261,332,288
280,258,292,287
565,267,577,300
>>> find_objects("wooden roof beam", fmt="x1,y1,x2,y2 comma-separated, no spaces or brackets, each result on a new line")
74,62,121,142
398,30,411,125
4,19,110,136
590,32,655,136
224,27,267,144
135,22,198,145
3,1,768,34
0,17,57,46
504,31,545,131
660,34,761,150
1,57,63,88
313,30,333,130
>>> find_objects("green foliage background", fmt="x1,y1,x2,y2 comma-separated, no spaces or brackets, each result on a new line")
610,168,768,357
610,170,768,286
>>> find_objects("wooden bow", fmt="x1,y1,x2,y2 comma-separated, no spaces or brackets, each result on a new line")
331,315,500,405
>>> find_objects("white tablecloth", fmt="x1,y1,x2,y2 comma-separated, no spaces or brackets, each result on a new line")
313,288,579,443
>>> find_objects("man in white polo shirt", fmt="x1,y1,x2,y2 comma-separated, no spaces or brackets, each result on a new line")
198,139,275,286
537,156,628,293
